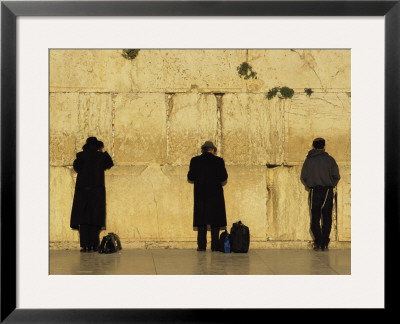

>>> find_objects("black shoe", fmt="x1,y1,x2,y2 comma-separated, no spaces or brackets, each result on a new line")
197,247,206,251
321,245,329,251
92,246,99,252
313,244,320,251
80,247,87,252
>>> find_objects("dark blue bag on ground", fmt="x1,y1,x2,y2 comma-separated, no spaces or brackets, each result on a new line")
218,230,231,253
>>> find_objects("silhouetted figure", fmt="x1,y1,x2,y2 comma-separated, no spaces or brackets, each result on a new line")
301,138,340,251
187,141,228,251
70,137,114,252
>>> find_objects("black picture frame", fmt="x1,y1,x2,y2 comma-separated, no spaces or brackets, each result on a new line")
1,0,398,322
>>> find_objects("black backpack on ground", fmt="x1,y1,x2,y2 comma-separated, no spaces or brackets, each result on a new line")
98,232,122,254
218,230,231,253
230,221,250,253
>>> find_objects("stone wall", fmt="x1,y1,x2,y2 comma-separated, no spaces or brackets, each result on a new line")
49,49,351,249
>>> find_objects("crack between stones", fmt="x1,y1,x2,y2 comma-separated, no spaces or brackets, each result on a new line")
291,50,324,90
214,93,224,156
281,99,287,165
149,180,161,240
314,97,342,109
111,93,117,160
165,93,175,163
335,93,345,110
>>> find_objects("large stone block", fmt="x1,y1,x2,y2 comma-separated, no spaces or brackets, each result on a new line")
167,93,218,165
105,165,269,243
49,93,79,166
246,49,351,92
49,166,78,242
284,92,351,164
266,166,313,241
50,50,132,93
223,166,268,241
104,165,194,241
156,166,196,240
113,93,167,165
131,49,247,92
50,49,350,94
50,93,114,166
76,93,114,157
221,93,285,165
337,165,351,241
266,166,348,242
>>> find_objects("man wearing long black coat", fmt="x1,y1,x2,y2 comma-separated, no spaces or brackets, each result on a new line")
187,141,228,251
70,137,114,252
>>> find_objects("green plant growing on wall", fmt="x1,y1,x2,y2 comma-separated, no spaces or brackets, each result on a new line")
304,88,313,96
122,49,140,60
266,87,280,100
266,86,295,100
237,62,258,80
279,86,294,99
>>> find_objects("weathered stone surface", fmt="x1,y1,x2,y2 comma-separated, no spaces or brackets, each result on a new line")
246,49,351,92
167,93,218,165
76,93,114,157
224,166,268,241
113,93,167,165
266,166,311,241
155,166,195,240
49,167,78,242
284,92,351,164
336,165,351,241
49,165,350,246
49,49,351,248
49,93,79,166
265,166,347,242
50,50,132,93
104,165,194,241
221,93,286,165
131,49,247,92
50,49,350,94
50,93,114,165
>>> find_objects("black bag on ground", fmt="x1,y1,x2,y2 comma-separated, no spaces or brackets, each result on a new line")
230,221,250,253
98,232,122,254
218,230,231,253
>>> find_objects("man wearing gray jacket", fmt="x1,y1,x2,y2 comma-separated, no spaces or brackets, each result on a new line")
301,138,340,251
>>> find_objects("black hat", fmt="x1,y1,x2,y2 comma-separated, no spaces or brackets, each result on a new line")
201,141,217,152
86,137,98,145
83,137,101,151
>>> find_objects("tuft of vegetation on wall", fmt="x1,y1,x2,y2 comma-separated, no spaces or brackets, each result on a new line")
304,88,313,96
279,87,294,99
266,87,280,100
122,49,140,60
237,62,257,80
266,86,294,100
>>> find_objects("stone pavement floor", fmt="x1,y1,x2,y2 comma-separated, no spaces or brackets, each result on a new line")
49,248,351,275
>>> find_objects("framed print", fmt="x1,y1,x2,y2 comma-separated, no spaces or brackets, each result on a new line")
1,0,399,321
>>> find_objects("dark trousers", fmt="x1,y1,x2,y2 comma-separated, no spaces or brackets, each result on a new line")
197,225,220,250
309,187,334,247
79,224,101,248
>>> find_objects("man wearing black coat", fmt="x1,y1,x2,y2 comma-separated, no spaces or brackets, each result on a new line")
187,141,228,251
301,138,340,251
70,137,114,252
